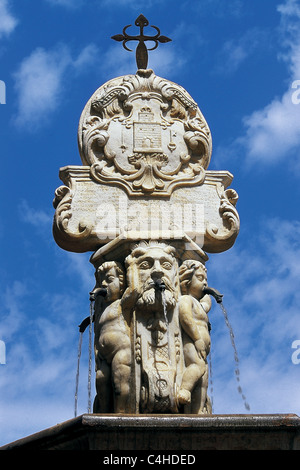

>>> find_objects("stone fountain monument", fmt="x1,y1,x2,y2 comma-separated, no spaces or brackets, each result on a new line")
52,14,240,416
3,15,300,451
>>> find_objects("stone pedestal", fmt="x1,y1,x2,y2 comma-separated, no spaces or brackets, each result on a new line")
2,414,300,451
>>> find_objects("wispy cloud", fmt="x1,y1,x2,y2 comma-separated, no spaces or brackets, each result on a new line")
13,43,98,130
19,200,52,228
0,0,17,38
102,41,183,80
183,0,243,19
232,0,300,168
213,28,269,76
101,0,164,7
45,0,84,8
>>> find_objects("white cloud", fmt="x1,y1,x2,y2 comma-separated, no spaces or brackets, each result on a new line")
0,281,28,341
238,91,300,165
0,0,17,38
72,44,98,71
19,200,52,228
214,28,269,76
13,45,71,129
234,0,300,167
13,43,98,129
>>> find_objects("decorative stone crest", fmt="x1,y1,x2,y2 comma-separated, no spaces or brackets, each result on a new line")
78,69,211,197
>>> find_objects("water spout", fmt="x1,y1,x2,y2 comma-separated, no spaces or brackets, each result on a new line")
89,287,107,301
74,331,83,417
154,279,166,291
153,278,171,371
87,299,93,414
203,286,223,304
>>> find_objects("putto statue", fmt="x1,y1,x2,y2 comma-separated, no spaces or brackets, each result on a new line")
53,16,240,415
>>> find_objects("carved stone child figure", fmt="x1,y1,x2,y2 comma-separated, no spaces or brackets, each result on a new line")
93,261,131,413
178,260,212,413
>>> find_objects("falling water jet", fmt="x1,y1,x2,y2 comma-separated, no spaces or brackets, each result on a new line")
74,313,93,418
87,287,107,413
154,279,168,325
87,300,94,414
74,330,83,418
203,287,250,411
154,279,171,359
208,352,214,413
74,287,107,417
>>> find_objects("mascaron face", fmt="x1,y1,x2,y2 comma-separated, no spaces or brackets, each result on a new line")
136,247,176,287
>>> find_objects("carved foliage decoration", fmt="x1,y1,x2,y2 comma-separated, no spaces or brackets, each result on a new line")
78,70,212,196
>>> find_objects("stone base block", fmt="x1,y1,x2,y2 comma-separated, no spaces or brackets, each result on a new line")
1,414,300,451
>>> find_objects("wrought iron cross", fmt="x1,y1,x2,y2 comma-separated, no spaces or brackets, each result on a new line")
111,14,172,70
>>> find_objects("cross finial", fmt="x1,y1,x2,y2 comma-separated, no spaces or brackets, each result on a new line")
111,14,172,70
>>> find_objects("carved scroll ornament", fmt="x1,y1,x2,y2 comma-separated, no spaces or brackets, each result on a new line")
52,185,92,247
205,188,240,252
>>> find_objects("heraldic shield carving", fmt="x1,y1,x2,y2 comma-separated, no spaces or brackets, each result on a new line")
78,69,212,197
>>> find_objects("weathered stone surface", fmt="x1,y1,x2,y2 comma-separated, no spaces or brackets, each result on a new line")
53,166,238,254
2,414,300,450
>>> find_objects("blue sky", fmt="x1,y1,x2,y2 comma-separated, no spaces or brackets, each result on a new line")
1,0,300,447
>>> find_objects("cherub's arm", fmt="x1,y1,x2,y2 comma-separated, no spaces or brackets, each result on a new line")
120,265,140,324
200,294,212,313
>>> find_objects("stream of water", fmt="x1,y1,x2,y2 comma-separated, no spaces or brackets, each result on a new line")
219,301,250,411
208,352,214,413
161,290,171,366
74,300,94,417
74,331,83,418
87,300,94,414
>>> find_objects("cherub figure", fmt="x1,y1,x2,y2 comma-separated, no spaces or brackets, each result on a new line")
93,261,131,413
178,260,212,413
